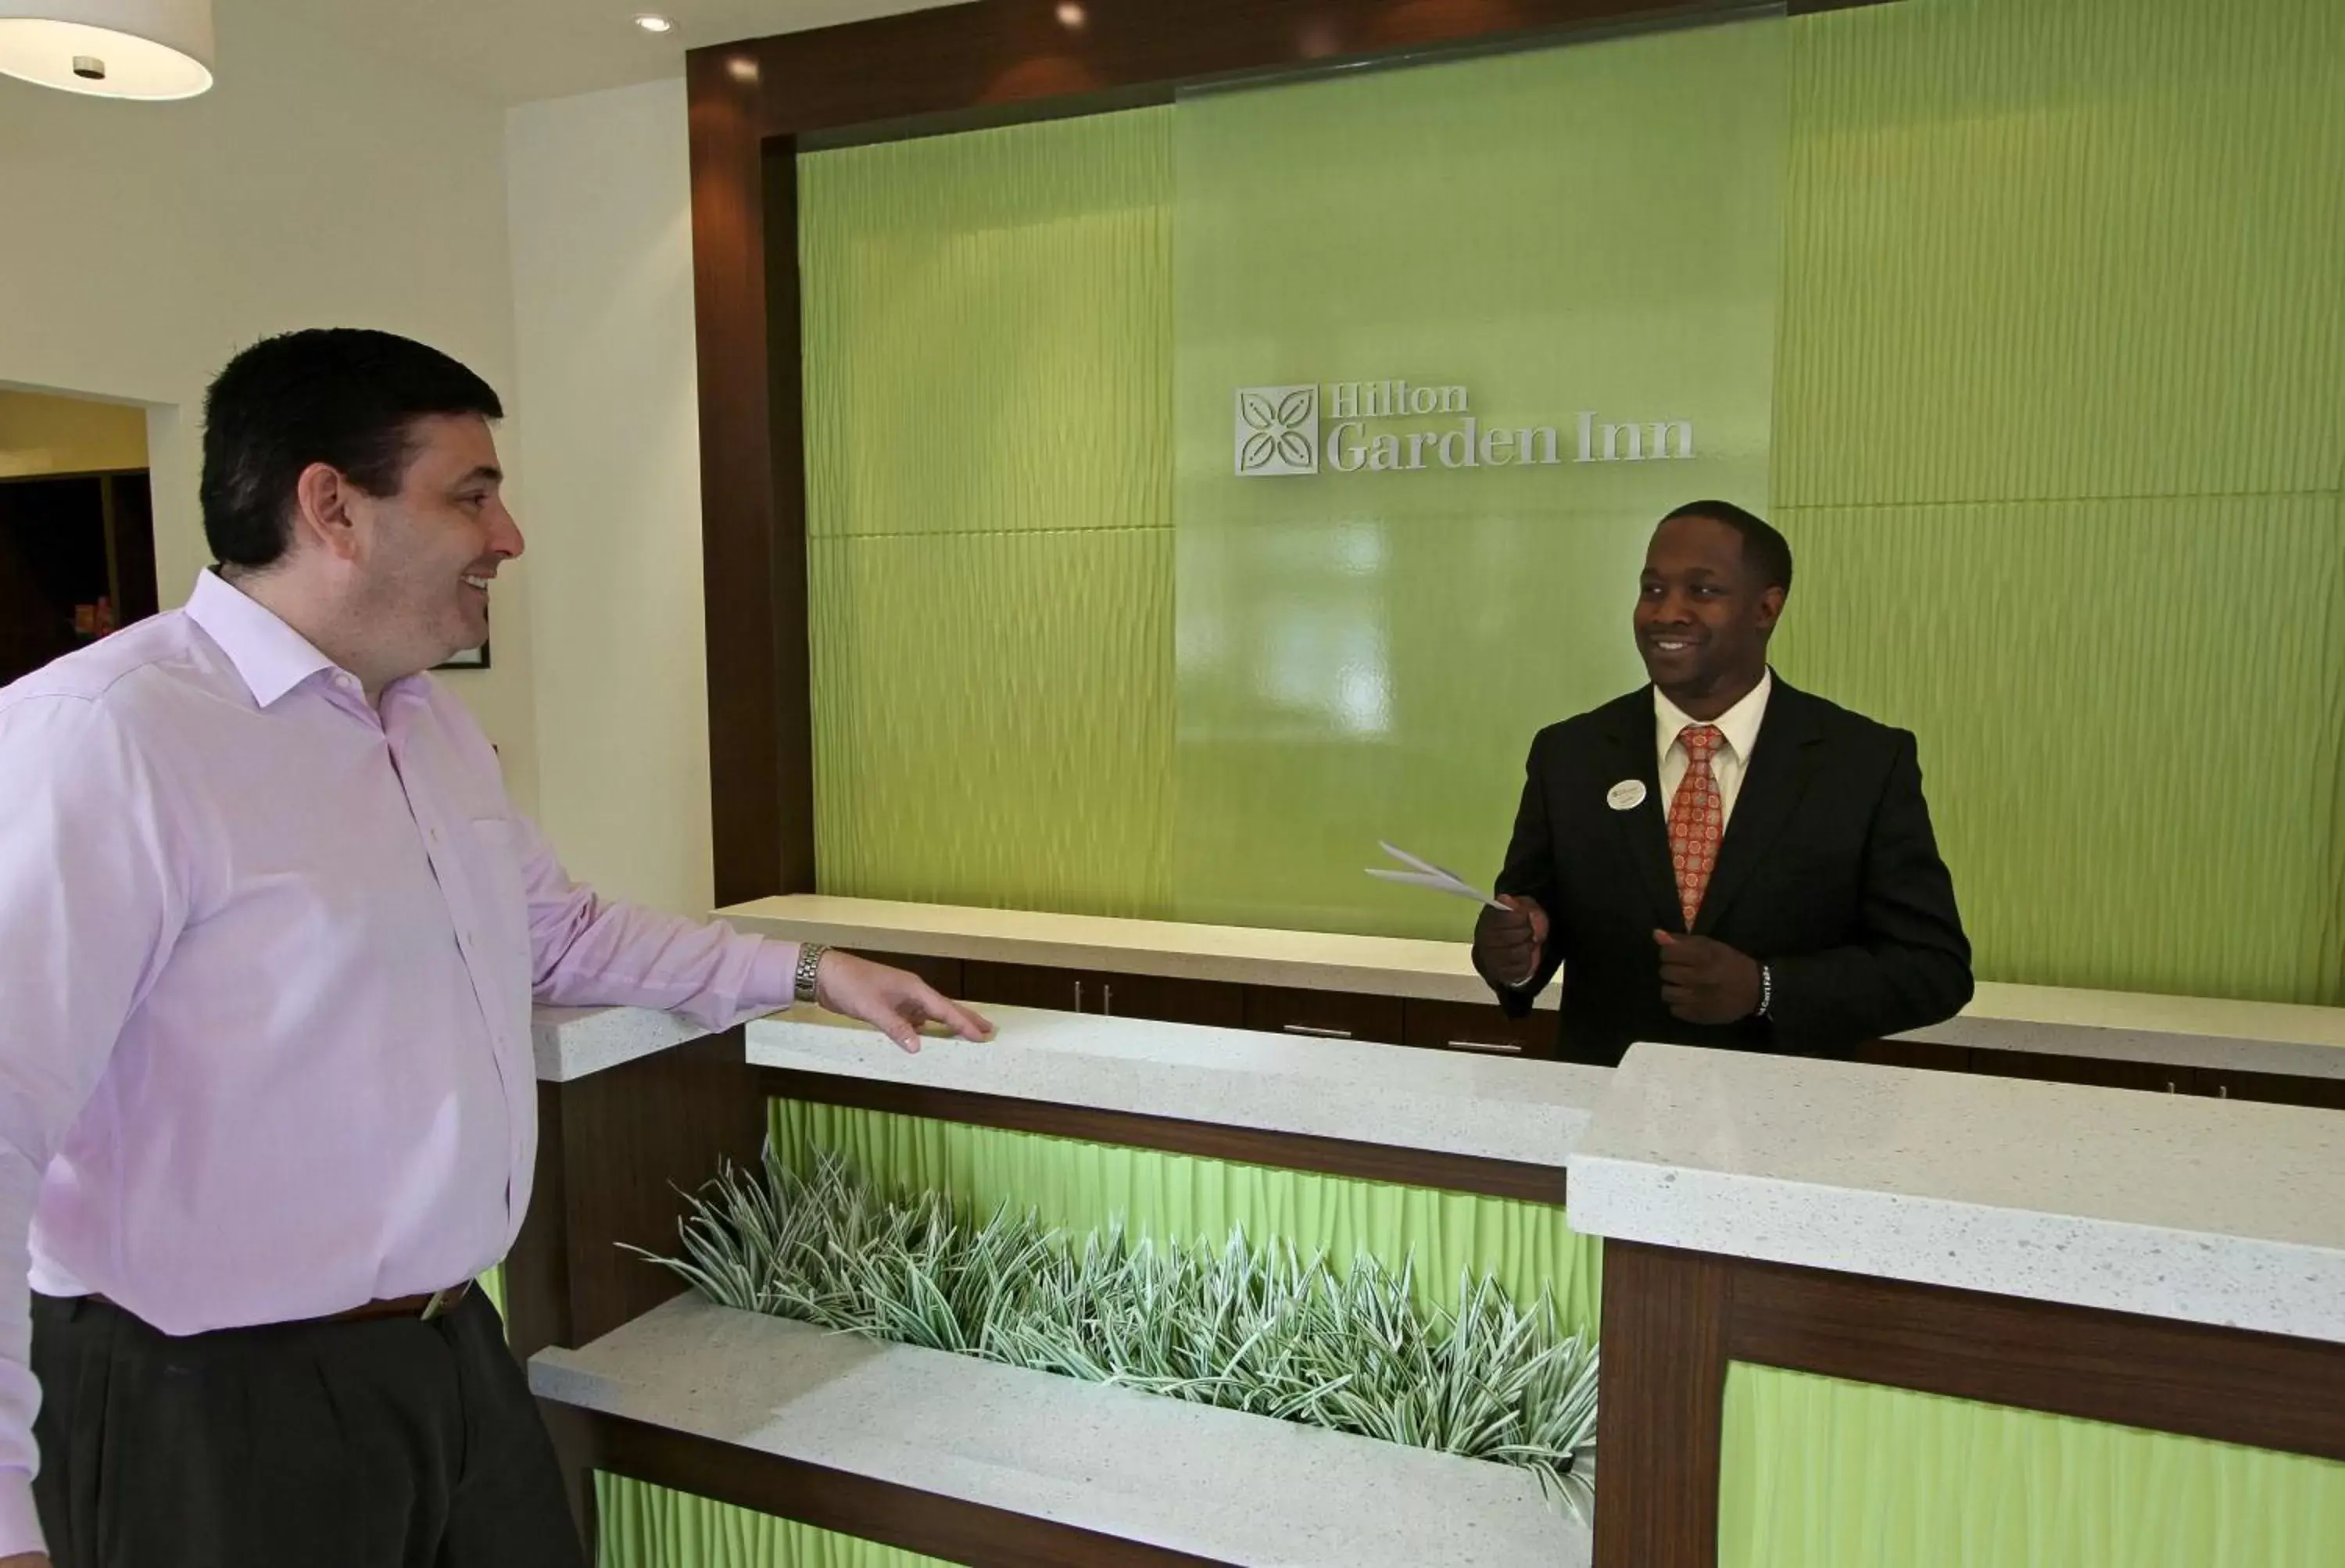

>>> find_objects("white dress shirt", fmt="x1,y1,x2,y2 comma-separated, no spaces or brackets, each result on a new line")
1656,669,1774,826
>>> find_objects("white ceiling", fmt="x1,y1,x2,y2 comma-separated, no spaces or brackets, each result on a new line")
281,0,968,108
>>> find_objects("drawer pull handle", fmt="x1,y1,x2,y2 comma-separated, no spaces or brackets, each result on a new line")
1102,983,1114,1017
1282,1024,1352,1039
1073,979,1084,1013
1446,1039,1524,1055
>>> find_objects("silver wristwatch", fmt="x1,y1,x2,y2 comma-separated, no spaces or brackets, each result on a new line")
794,942,829,1004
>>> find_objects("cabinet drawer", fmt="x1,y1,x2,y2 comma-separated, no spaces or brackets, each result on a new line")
856,948,965,997
2192,1068,2345,1110
1401,998,1553,1059
1095,972,1246,1029
1854,1039,1974,1075
1978,1049,2192,1096
1241,986,1405,1045
963,960,1088,1012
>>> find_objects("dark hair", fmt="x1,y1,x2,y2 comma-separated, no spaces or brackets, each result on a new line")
200,328,503,571
1659,499,1793,594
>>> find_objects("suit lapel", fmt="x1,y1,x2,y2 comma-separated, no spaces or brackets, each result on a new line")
1692,681,1824,936
1596,694,1684,933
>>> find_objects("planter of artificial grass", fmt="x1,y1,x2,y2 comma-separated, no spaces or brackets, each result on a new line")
638,1144,1599,1520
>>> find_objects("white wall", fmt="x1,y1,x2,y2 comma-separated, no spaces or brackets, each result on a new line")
504,79,714,916
0,0,539,807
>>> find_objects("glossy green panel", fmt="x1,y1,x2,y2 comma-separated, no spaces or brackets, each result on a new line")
1169,20,1787,938
1720,1364,2345,1568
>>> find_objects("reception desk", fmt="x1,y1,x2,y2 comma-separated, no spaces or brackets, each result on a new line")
718,895,2345,1102
517,996,2345,1568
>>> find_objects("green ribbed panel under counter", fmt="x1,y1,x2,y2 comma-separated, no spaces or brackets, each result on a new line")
1720,1364,2345,1567
597,1477,949,1568
765,1097,1599,1329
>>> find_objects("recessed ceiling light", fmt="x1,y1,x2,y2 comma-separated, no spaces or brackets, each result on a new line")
1055,2,1085,29
632,13,674,33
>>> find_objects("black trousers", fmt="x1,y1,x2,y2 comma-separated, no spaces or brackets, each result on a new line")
30,1289,587,1568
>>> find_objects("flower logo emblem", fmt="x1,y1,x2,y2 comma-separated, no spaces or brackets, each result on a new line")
1233,385,1319,476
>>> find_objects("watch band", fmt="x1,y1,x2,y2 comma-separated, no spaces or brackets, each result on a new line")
794,942,829,1004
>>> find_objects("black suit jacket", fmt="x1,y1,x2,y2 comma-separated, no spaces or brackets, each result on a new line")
1488,679,1972,1066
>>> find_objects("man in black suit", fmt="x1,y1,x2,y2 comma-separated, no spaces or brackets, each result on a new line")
1473,501,1971,1066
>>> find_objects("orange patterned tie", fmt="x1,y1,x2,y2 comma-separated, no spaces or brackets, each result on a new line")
1668,724,1726,931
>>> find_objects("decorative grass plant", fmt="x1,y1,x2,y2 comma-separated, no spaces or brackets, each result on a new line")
640,1144,1599,1516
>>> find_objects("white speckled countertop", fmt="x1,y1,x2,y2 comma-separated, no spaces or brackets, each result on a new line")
531,1294,1588,1568
532,1004,724,1083
1569,1044,2345,1344
1901,980,2345,1080
718,895,2345,1075
717,893,1563,1008
750,1004,1609,1172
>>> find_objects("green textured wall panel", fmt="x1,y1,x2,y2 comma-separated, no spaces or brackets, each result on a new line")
1776,0,2345,508
1770,495,2345,1003
599,1476,950,1568
800,108,1176,916
799,109,1171,541
805,527,1173,915
1720,1364,2345,1568
768,1098,1599,1331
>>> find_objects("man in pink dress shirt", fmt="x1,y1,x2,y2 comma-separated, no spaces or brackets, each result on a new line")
0,328,993,1568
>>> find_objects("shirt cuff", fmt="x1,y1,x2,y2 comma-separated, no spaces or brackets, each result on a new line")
745,938,804,1014
0,1467,46,1559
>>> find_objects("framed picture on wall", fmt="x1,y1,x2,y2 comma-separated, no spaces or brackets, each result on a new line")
435,639,490,670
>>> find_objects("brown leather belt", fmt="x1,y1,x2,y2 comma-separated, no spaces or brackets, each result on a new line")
333,1281,475,1323
93,1280,473,1326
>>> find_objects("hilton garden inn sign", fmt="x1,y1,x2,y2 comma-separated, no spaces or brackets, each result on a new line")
1233,380,1695,478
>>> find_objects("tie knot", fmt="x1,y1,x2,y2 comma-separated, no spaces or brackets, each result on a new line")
1680,724,1724,761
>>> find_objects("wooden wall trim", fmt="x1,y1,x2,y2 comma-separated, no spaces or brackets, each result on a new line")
718,0,1888,142
596,1412,1237,1567
689,50,807,907
1727,1255,2345,1465
757,1066,1569,1205
688,0,1899,905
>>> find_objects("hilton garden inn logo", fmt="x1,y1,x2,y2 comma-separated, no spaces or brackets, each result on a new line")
1233,378,1694,478
1234,385,1322,476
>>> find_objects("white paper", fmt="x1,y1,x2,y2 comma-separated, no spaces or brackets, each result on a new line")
1366,841,1508,911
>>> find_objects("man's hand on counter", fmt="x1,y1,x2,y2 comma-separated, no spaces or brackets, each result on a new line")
814,951,996,1054
1654,931,1764,1024
1473,894,1550,989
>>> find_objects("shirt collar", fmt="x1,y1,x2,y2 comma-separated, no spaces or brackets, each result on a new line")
1655,668,1774,763
184,568,344,708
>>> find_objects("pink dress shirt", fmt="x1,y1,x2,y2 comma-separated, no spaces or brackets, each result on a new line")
0,570,798,1555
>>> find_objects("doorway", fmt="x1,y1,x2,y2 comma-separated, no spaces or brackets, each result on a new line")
0,389,157,686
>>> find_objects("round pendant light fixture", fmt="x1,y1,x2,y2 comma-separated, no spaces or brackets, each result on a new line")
0,0,214,99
